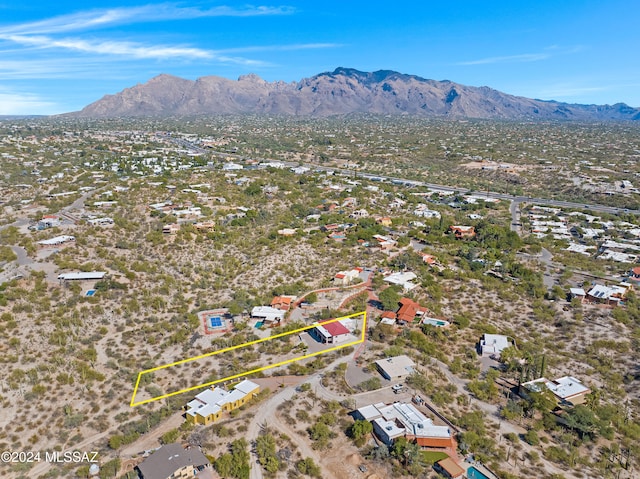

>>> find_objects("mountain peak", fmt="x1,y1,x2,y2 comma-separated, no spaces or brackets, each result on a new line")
69,68,640,121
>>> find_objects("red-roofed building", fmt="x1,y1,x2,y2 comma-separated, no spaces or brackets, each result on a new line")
312,319,351,344
418,252,437,265
334,267,363,285
396,298,429,323
270,295,296,311
630,266,640,283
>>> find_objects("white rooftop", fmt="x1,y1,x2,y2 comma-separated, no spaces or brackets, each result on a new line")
546,376,590,400
38,235,75,245
375,355,416,379
480,334,511,355
251,306,285,322
57,271,106,280
383,272,417,291
356,402,386,421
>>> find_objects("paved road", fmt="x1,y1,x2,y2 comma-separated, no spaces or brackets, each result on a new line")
177,138,639,216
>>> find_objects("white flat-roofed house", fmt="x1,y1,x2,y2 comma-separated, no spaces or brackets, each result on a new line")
57,272,106,281
87,217,114,226
375,355,415,380
222,162,243,170
413,206,441,219
546,376,591,405
251,306,285,325
354,402,387,421
520,376,591,406
358,402,455,448
479,334,511,357
37,235,75,247
383,271,417,291
372,417,405,444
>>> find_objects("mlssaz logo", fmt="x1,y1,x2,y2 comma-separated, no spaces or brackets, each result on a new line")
45,451,99,463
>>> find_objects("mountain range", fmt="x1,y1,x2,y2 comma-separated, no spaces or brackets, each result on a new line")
70,67,640,121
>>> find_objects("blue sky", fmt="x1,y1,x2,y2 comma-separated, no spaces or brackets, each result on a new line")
1,1,639,114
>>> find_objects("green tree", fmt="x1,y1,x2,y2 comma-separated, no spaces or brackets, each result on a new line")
350,419,373,442
378,285,402,311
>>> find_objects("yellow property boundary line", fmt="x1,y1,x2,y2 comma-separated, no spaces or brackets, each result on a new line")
130,311,367,407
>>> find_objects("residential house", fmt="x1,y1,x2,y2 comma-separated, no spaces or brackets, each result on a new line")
251,306,285,325
137,443,210,479
87,217,114,226
334,268,363,286
349,209,369,219
162,224,180,235
270,295,296,311
379,311,397,325
586,283,630,305
185,380,260,425
37,215,61,230
418,252,438,265
37,235,75,247
479,334,511,357
193,221,215,232
396,297,429,323
375,355,415,380
355,402,455,449
277,228,297,236
377,216,393,227
312,319,351,344
383,272,417,291
569,288,586,303
520,376,591,406
413,207,441,219
629,266,640,284
342,197,357,208
434,457,465,479
373,234,397,251
449,225,476,239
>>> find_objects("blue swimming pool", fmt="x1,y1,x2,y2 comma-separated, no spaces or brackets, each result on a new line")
85,289,96,297
254,321,264,328
467,466,491,479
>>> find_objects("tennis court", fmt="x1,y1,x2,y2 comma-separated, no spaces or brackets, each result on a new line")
208,315,225,329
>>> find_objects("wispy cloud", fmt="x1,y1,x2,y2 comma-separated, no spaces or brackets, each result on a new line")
0,4,299,67
457,45,585,66
5,34,215,60
457,53,550,66
0,4,295,35
0,88,59,115
217,43,342,53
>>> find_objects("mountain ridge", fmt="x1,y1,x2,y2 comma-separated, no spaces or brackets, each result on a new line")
68,67,640,121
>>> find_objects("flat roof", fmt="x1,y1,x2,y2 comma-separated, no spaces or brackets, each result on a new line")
57,272,106,280
547,376,590,400
38,235,75,245
375,355,415,378
251,306,285,321
372,417,405,439
356,403,385,421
